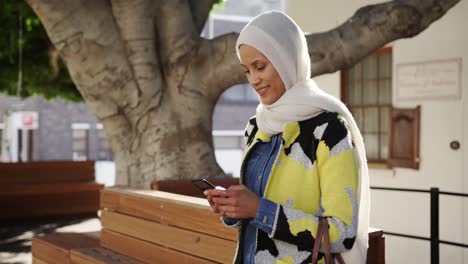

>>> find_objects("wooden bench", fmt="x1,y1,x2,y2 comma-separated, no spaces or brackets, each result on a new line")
100,188,238,263
152,178,385,263
32,187,385,263
0,161,104,219
32,188,234,264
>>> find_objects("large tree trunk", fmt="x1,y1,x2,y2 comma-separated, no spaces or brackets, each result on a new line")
26,0,460,188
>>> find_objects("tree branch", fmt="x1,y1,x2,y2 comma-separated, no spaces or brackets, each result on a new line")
110,0,162,104
189,0,218,34
155,0,199,66
193,0,461,100
307,0,461,76
199,33,246,102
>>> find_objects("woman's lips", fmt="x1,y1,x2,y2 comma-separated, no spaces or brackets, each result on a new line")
256,86,269,96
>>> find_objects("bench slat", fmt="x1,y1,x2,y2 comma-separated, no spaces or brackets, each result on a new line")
32,232,100,264
101,229,216,264
101,210,236,263
100,188,237,241
0,161,95,184
70,247,144,264
1,184,102,219
0,182,103,195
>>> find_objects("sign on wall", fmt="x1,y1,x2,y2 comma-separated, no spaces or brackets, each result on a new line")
13,111,39,129
396,58,462,100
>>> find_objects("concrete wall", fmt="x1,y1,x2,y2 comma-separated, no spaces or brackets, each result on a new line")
463,9,468,260
290,1,467,263
0,95,103,161
38,97,100,160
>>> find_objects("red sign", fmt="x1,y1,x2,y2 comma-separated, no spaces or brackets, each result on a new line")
19,112,38,129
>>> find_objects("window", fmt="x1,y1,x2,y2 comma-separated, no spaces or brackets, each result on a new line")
96,124,113,161
71,123,89,161
342,48,392,162
341,47,420,168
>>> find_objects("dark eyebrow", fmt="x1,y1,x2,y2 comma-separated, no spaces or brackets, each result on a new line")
240,59,264,68
251,60,263,66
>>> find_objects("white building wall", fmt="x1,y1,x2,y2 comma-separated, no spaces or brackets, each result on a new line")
463,8,468,260
290,1,467,263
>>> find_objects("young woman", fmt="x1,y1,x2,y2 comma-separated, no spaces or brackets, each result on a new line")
205,11,369,264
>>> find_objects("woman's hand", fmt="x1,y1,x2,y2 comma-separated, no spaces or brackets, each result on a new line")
205,185,260,219
205,187,223,214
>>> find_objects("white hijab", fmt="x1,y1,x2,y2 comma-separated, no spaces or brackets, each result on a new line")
236,11,370,263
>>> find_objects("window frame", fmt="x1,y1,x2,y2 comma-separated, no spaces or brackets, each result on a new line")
341,47,393,166
71,123,90,161
341,47,421,169
96,124,113,161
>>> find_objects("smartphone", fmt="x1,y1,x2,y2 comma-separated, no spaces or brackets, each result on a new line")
191,178,224,192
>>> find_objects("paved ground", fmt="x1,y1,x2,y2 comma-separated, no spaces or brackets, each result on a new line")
0,215,101,264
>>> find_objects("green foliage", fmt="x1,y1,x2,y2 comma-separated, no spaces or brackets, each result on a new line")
212,0,226,13
0,1,83,102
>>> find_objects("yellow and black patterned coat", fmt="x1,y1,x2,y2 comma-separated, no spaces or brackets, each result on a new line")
226,112,359,264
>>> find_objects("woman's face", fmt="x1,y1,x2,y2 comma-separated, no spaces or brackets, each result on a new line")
239,44,286,105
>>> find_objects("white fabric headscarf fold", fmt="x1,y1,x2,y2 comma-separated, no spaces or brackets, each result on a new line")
236,11,370,263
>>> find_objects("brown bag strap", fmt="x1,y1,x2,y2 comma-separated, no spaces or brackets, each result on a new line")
335,253,345,264
311,218,345,264
322,219,334,264
311,218,325,263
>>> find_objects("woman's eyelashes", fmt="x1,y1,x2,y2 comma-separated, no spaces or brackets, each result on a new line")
244,65,265,75
254,62,265,71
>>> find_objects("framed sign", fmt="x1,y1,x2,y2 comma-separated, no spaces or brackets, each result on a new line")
12,111,39,129
396,58,462,100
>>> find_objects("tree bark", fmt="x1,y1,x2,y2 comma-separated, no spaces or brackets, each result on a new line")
26,0,461,188
189,0,218,34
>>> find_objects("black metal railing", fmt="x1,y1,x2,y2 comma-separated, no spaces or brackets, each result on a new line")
370,186,468,264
